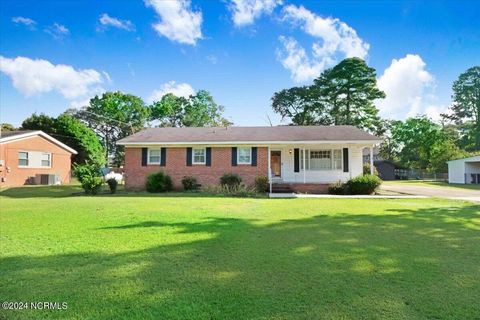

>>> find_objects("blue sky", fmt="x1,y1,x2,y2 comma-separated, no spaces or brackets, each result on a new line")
1,0,479,127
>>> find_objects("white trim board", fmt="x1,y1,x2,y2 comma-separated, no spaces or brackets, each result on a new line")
119,140,381,146
0,131,78,154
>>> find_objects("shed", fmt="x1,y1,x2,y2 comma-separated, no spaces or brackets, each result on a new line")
447,155,480,184
374,160,399,180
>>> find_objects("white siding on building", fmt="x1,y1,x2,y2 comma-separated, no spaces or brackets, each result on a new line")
447,156,480,184
270,144,367,184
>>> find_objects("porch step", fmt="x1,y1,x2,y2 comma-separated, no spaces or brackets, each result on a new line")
272,183,294,193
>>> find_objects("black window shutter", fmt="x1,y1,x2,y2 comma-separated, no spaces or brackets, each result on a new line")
160,148,166,166
294,148,300,172
141,148,148,166
186,147,192,166
231,147,237,166
206,147,212,166
343,148,349,172
251,147,257,166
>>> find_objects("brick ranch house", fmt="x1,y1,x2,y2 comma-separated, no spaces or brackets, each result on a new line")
0,130,77,187
117,126,381,193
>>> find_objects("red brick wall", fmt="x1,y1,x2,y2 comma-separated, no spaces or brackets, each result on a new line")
124,147,268,190
288,183,329,194
0,135,73,188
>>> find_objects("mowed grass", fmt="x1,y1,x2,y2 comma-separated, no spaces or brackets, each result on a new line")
1,186,479,319
383,179,480,190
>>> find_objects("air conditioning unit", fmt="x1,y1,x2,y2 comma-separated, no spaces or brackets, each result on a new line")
36,174,60,185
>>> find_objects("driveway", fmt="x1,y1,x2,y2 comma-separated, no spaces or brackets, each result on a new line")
381,183,480,203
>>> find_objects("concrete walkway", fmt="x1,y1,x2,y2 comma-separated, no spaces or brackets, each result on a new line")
269,193,427,199
380,184,480,203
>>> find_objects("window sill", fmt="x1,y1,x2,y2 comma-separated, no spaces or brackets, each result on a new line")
18,166,52,169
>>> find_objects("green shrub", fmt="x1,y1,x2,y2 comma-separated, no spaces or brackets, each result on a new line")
146,171,173,192
74,162,103,195
346,174,382,195
106,178,118,194
363,163,379,176
73,161,100,184
181,176,199,191
254,175,269,193
81,176,103,195
220,173,242,189
328,181,346,195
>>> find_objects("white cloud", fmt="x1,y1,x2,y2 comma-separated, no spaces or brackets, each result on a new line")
44,23,69,39
277,5,369,82
12,16,36,28
148,81,195,103
376,54,446,120
0,56,107,100
99,13,135,31
276,36,331,82
145,0,202,45
229,0,282,27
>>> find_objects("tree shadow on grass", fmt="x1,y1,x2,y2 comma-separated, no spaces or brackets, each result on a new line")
0,185,83,198
1,205,479,319
0,185,268,200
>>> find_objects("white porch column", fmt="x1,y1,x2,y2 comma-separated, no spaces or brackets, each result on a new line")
303,148,306,184
268,146,272,193
369,146,374,175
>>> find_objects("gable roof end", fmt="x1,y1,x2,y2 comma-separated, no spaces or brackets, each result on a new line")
0,130,78,154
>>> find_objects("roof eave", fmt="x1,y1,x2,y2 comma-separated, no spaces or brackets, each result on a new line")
0,131,78,154
117,139,382,146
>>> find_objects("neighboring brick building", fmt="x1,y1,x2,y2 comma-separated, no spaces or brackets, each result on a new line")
0,131,77,188
118,126,381,193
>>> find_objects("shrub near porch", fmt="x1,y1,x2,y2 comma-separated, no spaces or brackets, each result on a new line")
0,186,479,319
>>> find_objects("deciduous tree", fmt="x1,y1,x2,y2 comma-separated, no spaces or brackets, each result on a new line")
21,113,105,166
70,91,150,165
150,90,231,127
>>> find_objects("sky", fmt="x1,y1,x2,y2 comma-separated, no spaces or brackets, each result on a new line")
1,0,479,127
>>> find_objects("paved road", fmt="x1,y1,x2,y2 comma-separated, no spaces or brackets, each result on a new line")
381,184,480,203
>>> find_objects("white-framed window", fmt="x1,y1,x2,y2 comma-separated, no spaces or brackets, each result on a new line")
41,153,51,167
148,149,161,164
300,149,342,171
238,147,251,164
310,150,331,170
333,149,342,170
18,151,29,166
193,148,206,164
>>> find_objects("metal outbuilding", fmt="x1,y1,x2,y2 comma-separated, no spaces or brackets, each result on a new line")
447,155,480,184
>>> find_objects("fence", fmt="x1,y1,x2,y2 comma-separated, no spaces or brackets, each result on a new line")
395,169,448,181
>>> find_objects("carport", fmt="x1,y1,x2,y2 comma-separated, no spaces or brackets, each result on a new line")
447,155,480,184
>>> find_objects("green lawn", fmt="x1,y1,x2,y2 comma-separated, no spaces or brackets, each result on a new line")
1,186,479,319
383,179,480,190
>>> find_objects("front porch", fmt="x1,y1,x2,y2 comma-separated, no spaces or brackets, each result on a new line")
267,144,376,193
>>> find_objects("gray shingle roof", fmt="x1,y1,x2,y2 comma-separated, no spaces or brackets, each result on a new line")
0,130,34,139
117,125,380,144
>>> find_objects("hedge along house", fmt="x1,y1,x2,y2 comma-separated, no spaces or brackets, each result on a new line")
117,126,381,193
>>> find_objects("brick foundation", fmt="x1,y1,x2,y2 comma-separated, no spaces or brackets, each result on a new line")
124,147,268,190
284,183,329,194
